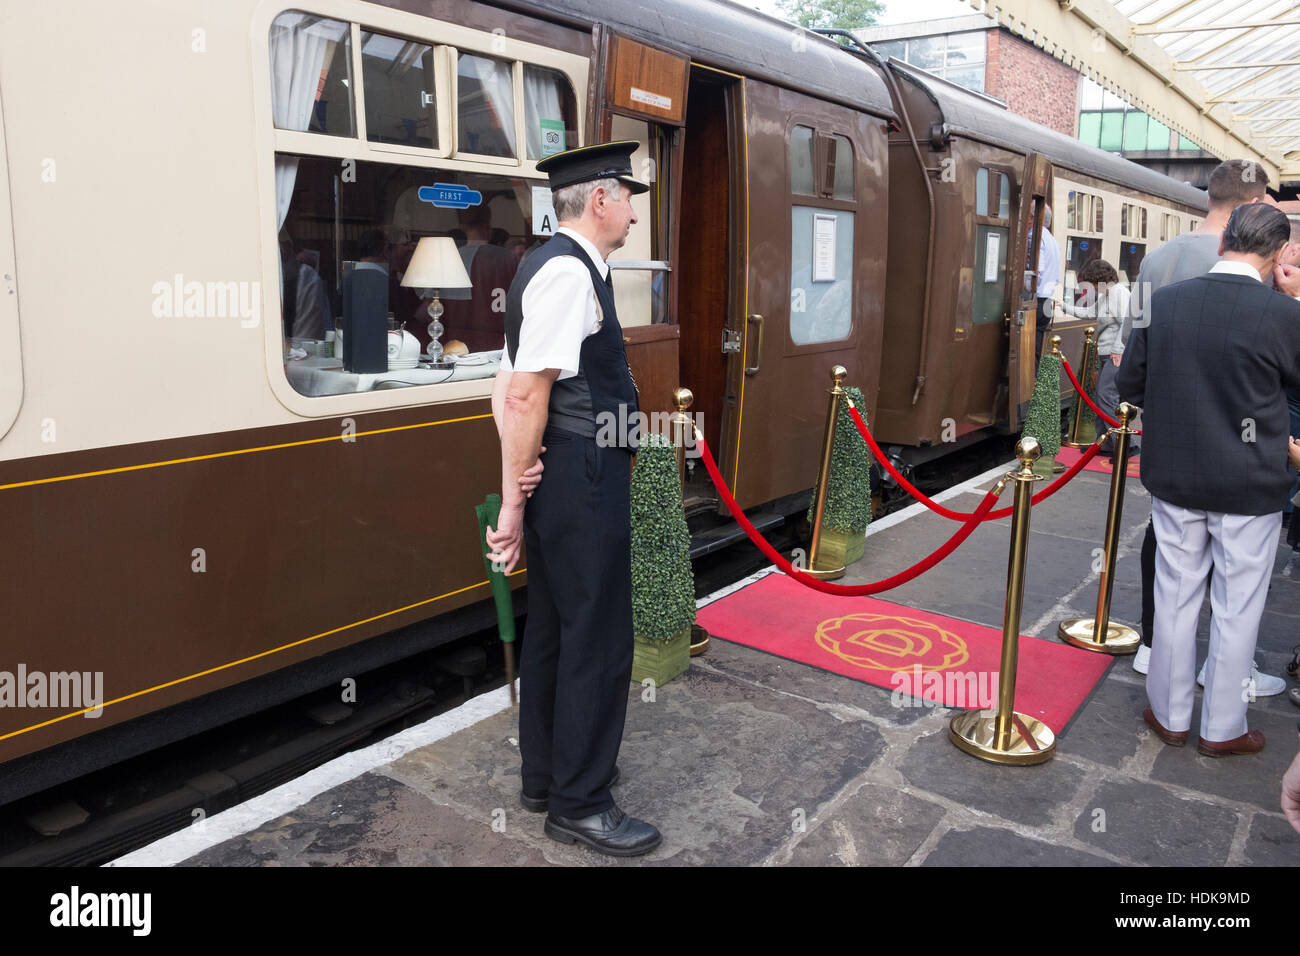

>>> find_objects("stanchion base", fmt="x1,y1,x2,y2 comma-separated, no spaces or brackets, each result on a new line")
949,709,1056,765
690,625,710,657
1061,440,1090,449
1057,618,1141,655
803,564,846,580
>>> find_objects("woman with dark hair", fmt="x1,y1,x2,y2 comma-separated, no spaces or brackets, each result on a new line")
1062,258,1132,456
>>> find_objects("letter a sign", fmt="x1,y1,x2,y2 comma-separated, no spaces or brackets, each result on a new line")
532,186,557,237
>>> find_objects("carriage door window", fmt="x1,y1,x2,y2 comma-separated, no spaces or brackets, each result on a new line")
972,168,1010,329
790,127,855,345
1119,202,1146,284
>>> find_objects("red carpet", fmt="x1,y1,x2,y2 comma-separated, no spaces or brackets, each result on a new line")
1056,445,1140,479
697,573,1112,733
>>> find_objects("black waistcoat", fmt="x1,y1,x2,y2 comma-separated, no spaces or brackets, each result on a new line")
504,232,639,449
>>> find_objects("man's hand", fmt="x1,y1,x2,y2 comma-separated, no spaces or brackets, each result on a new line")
519,447,546,497
1289,436,1300,471
485,500,526,575
1275,262,1300,298
1283,746,1300,834
1110,353,1122,367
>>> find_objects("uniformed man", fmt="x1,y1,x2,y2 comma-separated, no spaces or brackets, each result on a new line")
485,141,661,857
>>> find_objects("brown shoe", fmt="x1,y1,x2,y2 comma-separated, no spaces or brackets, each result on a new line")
1143,707,1189,747
1197,729,1265,757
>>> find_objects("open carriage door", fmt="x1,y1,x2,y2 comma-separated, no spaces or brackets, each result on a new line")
1006,153,1052,428
715,85,885,510
590,31,689,430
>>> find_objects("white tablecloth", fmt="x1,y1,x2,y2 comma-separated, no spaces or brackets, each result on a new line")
285,351,502,396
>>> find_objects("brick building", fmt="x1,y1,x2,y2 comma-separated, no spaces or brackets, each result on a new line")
856,15,1216,186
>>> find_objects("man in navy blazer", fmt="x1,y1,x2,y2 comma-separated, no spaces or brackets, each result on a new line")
1118,203,1300,757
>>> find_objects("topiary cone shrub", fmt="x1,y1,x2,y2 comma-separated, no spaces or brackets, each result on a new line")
806,386,874,568
1021,351,1063,478
629,433,694,686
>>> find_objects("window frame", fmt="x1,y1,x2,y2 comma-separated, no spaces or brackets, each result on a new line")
255,2,589,418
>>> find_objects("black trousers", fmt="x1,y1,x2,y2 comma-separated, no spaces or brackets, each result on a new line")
1035,296,1052,362
519,426,633,818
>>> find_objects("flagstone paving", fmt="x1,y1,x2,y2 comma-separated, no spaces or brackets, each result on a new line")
180,465,1300,866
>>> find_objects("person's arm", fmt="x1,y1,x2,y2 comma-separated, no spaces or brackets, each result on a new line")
486,369,558,573
1106,286,1131,366
491,369,545,498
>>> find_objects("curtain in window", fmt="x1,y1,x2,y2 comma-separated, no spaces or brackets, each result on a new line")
461,54,516,156
523,67,564,159
270,14,348,228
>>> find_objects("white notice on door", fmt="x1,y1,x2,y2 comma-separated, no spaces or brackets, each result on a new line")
984,233,1000,282
812,214,837,283
532,186,557,237
629,87,672,110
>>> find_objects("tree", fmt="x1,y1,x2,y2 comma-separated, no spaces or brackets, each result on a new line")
777,0,884,31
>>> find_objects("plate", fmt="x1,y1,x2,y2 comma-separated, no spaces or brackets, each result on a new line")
454,355,490,367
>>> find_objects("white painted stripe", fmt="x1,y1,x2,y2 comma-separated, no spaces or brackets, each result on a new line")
105,685,515,868
864,459,1015,537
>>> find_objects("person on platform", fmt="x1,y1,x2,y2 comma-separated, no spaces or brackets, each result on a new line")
1059,258,1129,457
484,141,660,856
1119,160,1298,690
1034,205,1061,362
1117,203,1300,757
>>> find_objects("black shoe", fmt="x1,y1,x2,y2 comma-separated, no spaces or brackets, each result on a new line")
544,804,661,857
520,765,620,814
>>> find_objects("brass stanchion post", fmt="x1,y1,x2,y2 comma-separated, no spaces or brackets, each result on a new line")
671,386,710,657
1058,402,1141,654
670,387,694,489
949,438,1057,765
806,366,847,580
1064,327,1096,448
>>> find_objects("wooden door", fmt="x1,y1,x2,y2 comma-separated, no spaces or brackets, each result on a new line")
1006,153,1052,427
720,82,887,509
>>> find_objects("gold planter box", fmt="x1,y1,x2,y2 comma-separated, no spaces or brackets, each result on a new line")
631,624,692,687
814,527,865,570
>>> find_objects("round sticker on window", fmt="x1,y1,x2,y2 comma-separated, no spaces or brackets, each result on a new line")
1130,244,1137,254
1080,240,1089,251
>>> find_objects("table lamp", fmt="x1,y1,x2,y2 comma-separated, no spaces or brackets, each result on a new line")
400,236,472,364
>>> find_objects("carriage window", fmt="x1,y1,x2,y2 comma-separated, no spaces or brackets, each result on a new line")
524,65,578,160
976,168,988,217
458,53,515,158
277,154,548,396
1093,197,1104,233
1119,241,1145,283
831,134,854,200
790,125,815,196
361,31,437,148
270,13,354,138
998,173,1010,219
790,207,854,345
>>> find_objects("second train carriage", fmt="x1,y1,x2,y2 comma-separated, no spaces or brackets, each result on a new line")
0,0,1213,799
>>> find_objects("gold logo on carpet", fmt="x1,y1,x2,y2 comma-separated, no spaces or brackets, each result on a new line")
813,613,970,672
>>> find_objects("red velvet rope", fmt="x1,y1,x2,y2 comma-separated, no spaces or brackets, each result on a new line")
696,433,1001,596
1061,356,1123,429
844,403,1104,522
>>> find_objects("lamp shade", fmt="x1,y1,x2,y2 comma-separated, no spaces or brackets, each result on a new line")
401,236,472,289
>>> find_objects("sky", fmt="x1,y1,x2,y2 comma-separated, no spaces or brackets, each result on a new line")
742,0,976,26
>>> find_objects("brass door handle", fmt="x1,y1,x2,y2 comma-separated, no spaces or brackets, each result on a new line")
744,314,764,376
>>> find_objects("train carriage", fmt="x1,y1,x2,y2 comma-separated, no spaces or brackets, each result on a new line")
0,0,1210,806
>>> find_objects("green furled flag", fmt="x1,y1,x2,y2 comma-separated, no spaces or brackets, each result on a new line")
629,434,696,643
1021,352,1063,470
806,385,874,536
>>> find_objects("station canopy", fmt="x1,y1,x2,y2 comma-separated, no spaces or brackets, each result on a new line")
966,0,1300,186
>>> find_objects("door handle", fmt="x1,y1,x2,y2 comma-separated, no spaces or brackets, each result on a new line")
744,314,764,376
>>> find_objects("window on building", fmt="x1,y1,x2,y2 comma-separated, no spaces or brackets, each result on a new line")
867,31,986,93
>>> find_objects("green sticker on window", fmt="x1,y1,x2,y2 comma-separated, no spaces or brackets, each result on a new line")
539,119,565,158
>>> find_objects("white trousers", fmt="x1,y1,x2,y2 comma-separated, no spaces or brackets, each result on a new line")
1147,497,1280,742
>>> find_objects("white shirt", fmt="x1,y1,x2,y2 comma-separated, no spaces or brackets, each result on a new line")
1060,282,1130,355
499,227,605,380
1036,230,1062,301
1208,259,1263,283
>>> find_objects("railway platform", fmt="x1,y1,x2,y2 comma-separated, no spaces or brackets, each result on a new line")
110,460,1300,867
